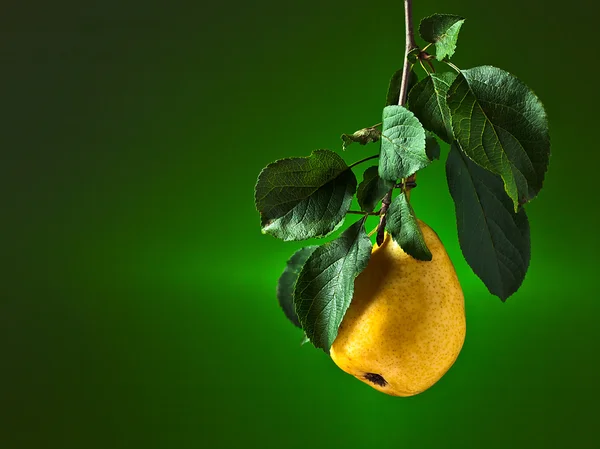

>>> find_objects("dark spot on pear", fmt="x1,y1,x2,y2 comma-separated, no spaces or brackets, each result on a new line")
364,373,387,387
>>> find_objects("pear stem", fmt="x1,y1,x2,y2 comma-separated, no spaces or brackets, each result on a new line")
376,0,418,246
376,190,393,246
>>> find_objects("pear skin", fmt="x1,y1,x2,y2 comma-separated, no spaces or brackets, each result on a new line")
330,220,465,396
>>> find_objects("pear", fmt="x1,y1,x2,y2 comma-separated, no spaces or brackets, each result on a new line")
330,220,465,396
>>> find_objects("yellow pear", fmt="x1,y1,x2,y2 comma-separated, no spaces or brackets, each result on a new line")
330,220,465,396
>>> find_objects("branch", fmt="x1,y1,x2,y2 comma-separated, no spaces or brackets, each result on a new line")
398,0,418,107
377,0,418,245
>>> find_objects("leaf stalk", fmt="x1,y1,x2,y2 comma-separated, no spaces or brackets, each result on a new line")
348,154,379,169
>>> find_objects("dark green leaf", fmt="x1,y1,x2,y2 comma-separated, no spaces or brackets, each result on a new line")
419,14,465,60
378,106,428,182
425,132,441,161
255,150,357,241
447,66,550,210
294,218,372,351
446,142,531,301
385,192,432,261
386,68,419,106
357,166,394,212
408,71,457,143
277,246,318,328
341,127,381,150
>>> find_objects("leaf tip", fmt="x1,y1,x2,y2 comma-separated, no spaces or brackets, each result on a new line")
418,249,433,262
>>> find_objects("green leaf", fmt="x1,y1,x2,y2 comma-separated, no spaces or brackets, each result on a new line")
300,333,310,346
425,131,441,161
446,66,551,210
446,142,531,301
277,246,318,328
378,106,428,182
408,71,457,143
385,192,432,261
419,14,465,60
294,218,372,351
341,127,381,150
386,68,419,106
357,166,394,212
255,149,357,241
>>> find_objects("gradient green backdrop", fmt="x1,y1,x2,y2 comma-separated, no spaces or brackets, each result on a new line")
2,1,598,448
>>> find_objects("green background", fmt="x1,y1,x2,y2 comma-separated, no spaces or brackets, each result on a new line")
2,0,598,447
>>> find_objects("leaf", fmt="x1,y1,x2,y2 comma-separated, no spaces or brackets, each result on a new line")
408,71,457,143
446,142,531,301
386,68,419,106
300,333,310,346
357,166,394,212
255,149,357,241
419,14,465,60
277,246,318,328
341,127,381,150
425,131,441,161
294,218,372,351
378,106,428,182
446,66,551,210
385,191,432,261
